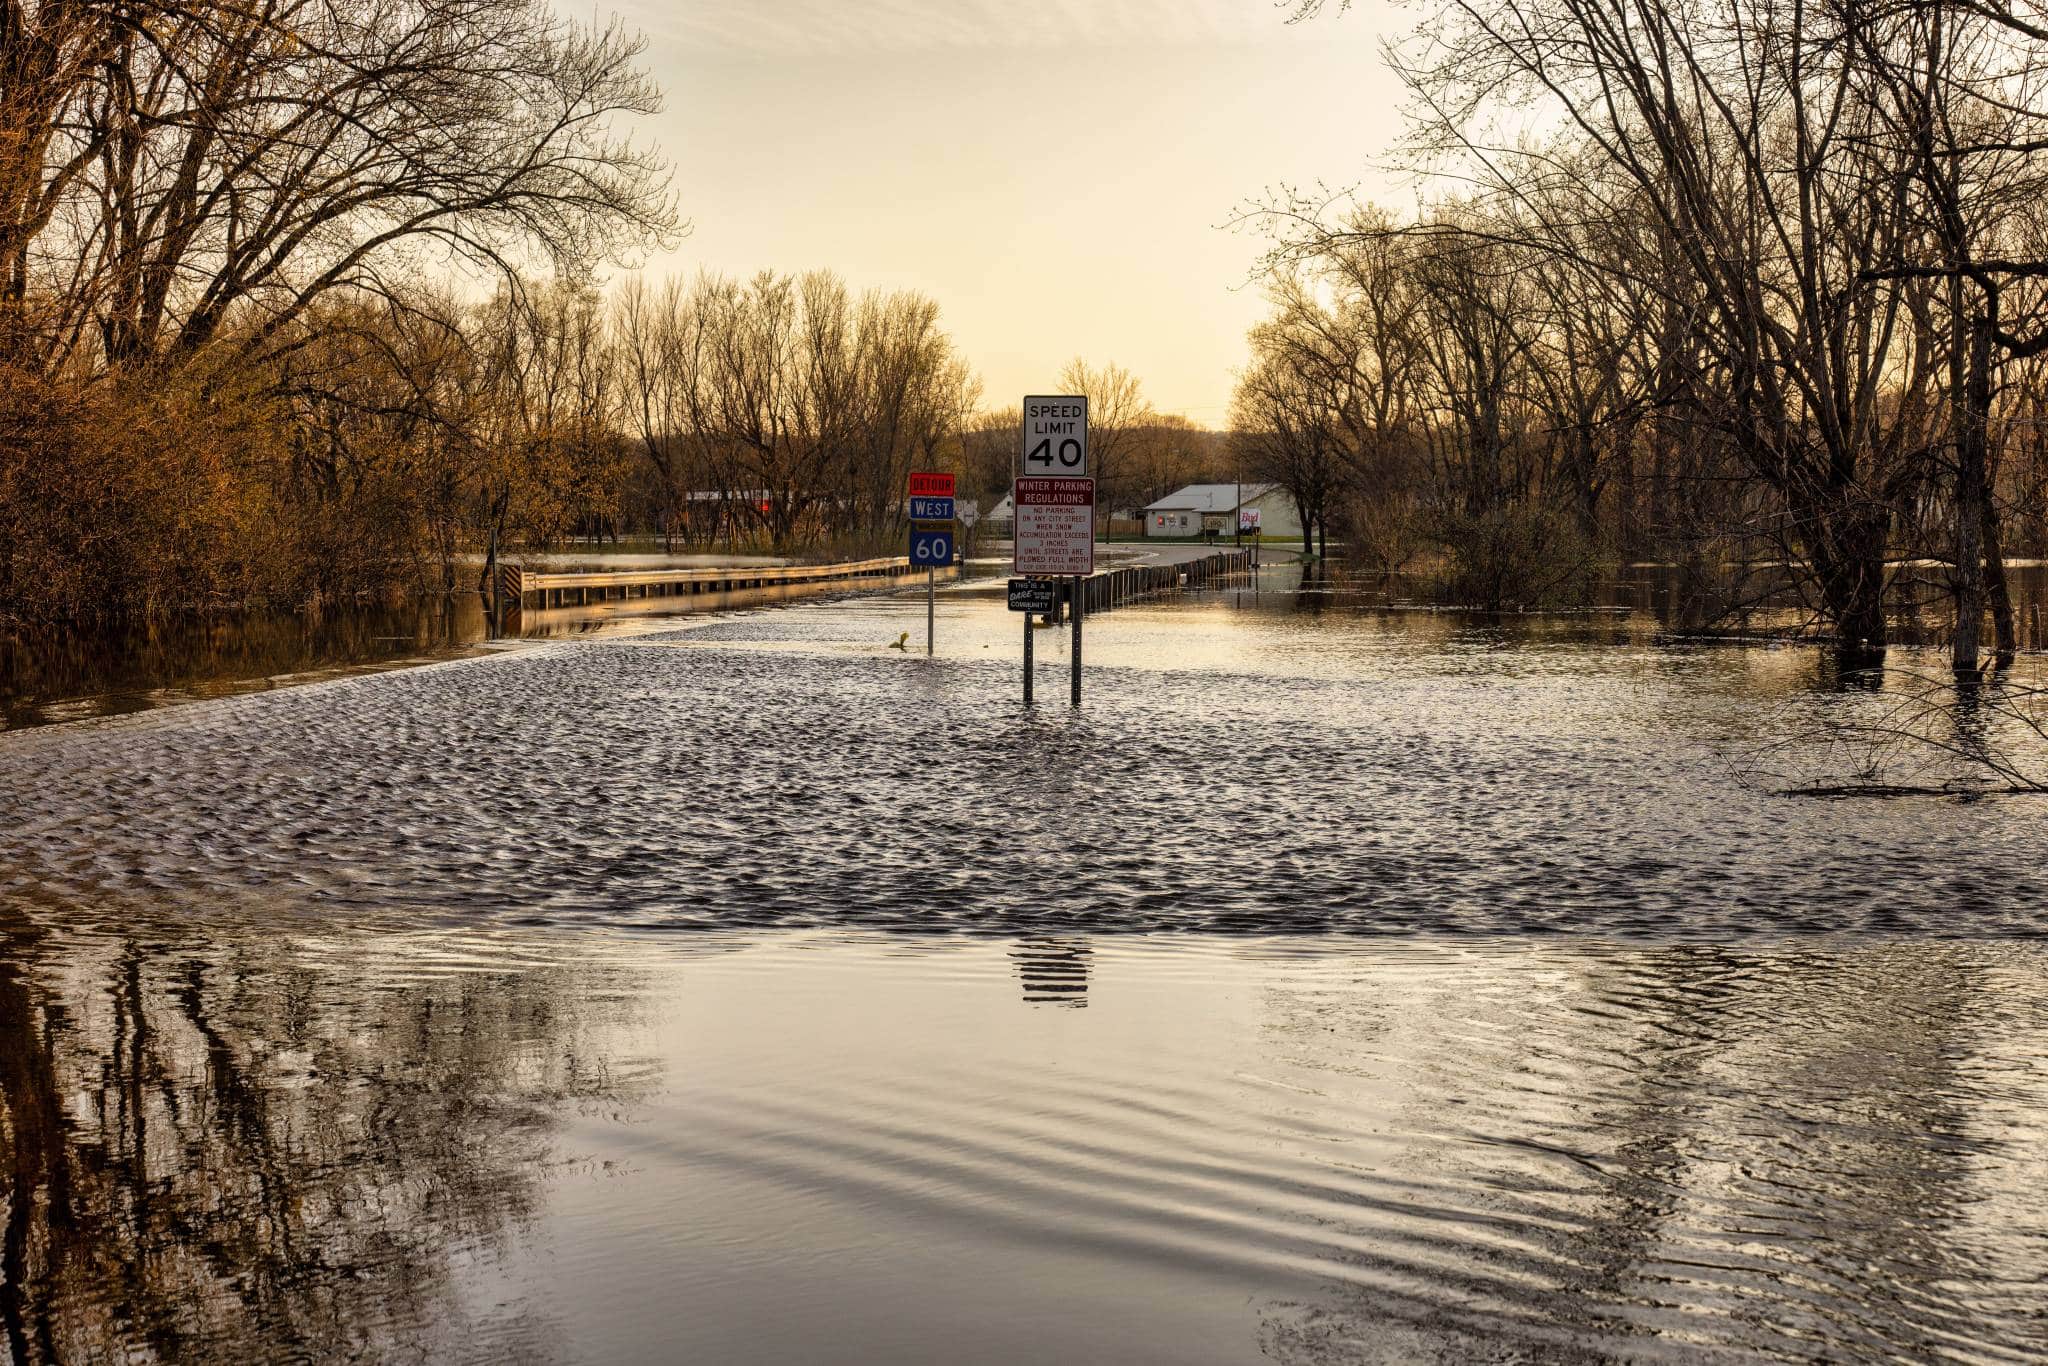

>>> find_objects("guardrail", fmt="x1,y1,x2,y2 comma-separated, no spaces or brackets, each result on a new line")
1043,549,1257,621
499,555,923,610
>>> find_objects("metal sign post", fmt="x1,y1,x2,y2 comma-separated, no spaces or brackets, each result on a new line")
1013,477,1093,704
1007,578,1059,703
1070,576,1082,706
909,525,953,655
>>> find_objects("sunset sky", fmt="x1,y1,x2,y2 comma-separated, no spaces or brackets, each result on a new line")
610,0,1406,425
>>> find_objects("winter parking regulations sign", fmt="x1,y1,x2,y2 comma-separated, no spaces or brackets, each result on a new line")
1013,476,1094,576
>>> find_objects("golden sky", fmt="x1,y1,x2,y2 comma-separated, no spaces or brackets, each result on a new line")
609,0,1404,425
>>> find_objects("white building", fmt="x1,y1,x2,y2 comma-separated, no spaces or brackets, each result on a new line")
1141,483,1302,539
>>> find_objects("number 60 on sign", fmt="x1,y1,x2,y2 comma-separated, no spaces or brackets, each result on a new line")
1022,395,1088,476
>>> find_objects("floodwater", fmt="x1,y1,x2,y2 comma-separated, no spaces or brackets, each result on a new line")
0,556,974,731
0,596,497,732
4,564,2048,1362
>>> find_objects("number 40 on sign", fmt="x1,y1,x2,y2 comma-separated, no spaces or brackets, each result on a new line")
1023,395,1088,475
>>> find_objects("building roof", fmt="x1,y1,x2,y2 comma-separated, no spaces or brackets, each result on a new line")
1143,482,1280,514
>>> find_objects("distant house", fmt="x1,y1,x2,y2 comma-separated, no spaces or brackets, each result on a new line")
986,493,1014,532
1142,483,1302,539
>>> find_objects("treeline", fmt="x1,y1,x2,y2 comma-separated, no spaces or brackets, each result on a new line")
1248,0,2048,673
0,0,676,621
0,0,1054,623
611,273,977,554
958,360,1230,529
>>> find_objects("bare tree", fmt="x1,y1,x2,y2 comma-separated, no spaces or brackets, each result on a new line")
0,0,678,619
1058,358,1150,528
1123,415,1228,513
1284,0,1945,658
1231,344,1347,559
8,0,676,378
471,277,624,552
609,269,973,554
1845,0,2048,674
961,404,1021,512
614,275,701,549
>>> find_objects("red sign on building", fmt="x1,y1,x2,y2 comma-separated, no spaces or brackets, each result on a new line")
908,471,955,498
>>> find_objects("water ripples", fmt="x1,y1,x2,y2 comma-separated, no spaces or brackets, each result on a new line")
0,916,2041,1359
2,598,2044,939
600,937,2048,1362
5,593,2048,1361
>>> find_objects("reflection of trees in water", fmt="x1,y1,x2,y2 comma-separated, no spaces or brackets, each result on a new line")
1,598,487,725
0,919,644,1363
1293,560,1329,615
1254,944,2024,1360
1544,945,2012,1354
1009,938,1091,1007
1738,666,2048,793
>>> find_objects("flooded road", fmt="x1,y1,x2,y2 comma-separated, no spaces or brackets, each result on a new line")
0,927,2042,1363
0,597,498,732
3,567,2047,1361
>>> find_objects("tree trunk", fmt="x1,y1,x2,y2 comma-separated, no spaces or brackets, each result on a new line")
1813,501,1891,667
1985,489,2018,669
1953,310,1992,678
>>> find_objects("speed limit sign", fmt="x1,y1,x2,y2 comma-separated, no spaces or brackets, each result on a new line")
1022,396,1088,477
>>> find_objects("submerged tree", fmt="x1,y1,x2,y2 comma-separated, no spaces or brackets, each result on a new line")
1269,0,2048,665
